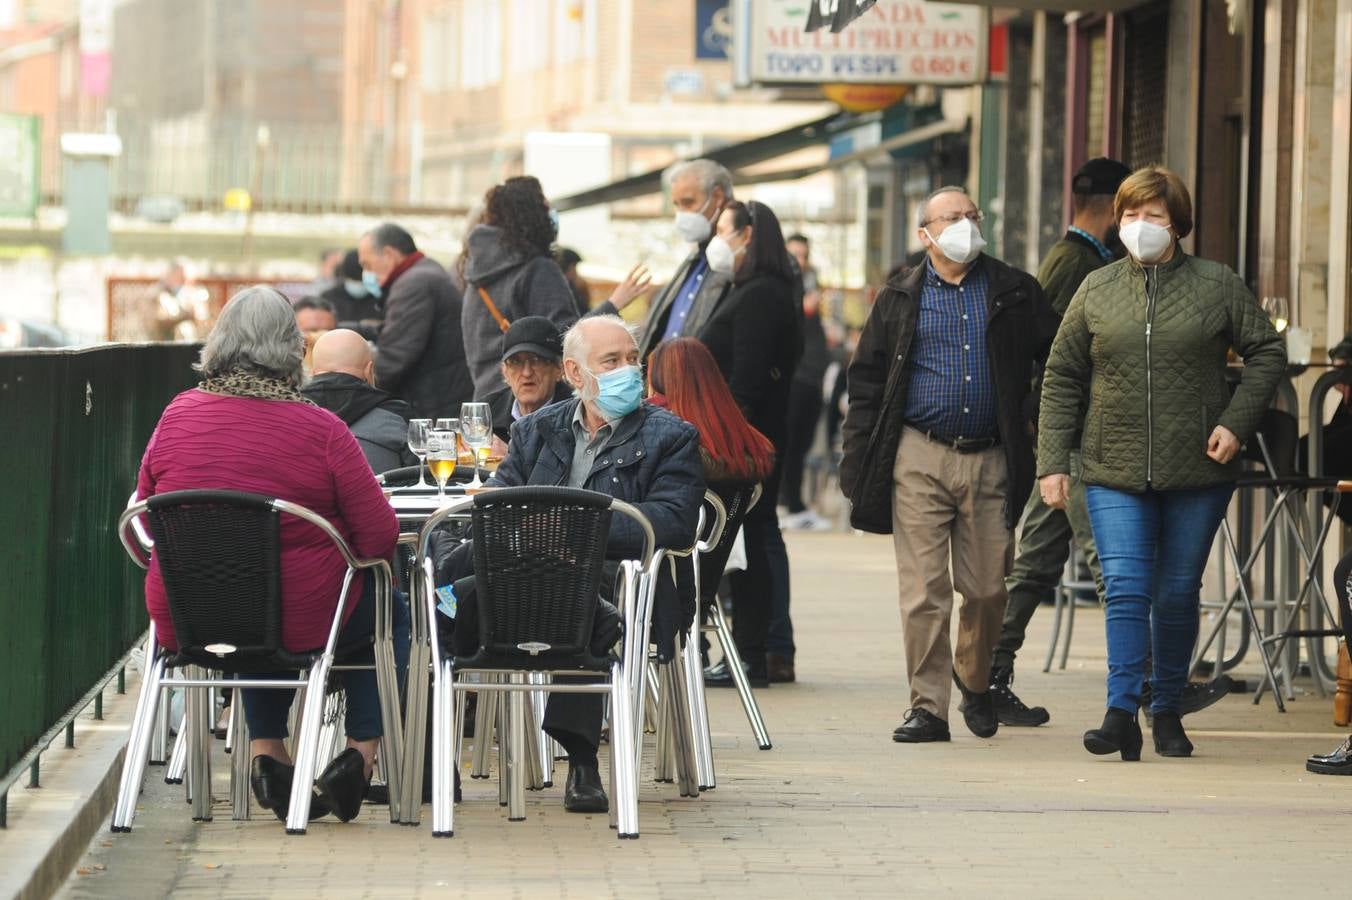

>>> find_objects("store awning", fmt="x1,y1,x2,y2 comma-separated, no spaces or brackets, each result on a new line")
738,117,968,185
938,0,1145,11
552,111,866,212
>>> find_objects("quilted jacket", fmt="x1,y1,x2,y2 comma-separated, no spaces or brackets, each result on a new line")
1037,251,1285,491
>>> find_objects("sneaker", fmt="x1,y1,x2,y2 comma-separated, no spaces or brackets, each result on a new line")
779,509,832,531
989,666,1050,727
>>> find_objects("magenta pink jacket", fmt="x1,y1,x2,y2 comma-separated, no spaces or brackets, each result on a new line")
136,389,399,652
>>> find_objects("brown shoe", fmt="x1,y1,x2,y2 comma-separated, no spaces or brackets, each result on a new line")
766,652,795,683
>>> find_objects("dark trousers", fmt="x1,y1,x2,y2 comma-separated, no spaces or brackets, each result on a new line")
779,381,824,514
992,454,1102,672
732,463,794,664
241,575,411,741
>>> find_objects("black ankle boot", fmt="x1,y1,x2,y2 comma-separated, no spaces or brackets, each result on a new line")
1151,711,1194,757
1083,708,1143,761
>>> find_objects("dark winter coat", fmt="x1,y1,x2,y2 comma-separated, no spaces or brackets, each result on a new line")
374,255,475,419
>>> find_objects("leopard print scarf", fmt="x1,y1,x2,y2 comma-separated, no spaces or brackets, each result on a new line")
199,370,314,406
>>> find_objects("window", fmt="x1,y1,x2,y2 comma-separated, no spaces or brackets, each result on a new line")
461,0,502,89
510,0,549,73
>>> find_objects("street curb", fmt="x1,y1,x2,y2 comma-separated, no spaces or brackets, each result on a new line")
14,744,126,900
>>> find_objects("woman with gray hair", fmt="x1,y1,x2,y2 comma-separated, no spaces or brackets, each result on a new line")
135,285,407,823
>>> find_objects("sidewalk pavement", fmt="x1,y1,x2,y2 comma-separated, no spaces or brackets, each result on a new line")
57,532,1351,899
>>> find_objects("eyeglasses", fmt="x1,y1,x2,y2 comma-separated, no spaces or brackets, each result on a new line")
504,354,557,371
922,210,984,228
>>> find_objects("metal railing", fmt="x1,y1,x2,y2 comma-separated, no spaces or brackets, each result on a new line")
0,343,200,825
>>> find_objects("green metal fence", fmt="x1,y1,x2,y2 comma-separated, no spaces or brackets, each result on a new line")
0,344,201,778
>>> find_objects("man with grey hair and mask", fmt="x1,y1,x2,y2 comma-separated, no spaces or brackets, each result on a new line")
628,159,736,360
840,186,1056,745
434,315,704,813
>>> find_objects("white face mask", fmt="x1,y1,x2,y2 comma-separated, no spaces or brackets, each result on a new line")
674,196,716,243
925,216,986,265
706,235,742,275
1118,220,1173,263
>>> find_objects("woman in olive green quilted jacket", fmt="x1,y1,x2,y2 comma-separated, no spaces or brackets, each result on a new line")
1036,167,1285,762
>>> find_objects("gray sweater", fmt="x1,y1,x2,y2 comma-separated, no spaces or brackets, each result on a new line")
461,225,578,401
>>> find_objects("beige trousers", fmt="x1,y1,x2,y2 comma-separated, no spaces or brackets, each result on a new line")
891,427,1014,720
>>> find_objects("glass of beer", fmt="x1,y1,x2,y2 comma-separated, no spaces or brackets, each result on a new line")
460,402,492,489
427,429,458,500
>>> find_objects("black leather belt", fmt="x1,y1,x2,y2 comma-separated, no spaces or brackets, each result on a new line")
907,425,999,454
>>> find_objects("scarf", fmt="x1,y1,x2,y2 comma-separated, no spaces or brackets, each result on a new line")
199,370,314,406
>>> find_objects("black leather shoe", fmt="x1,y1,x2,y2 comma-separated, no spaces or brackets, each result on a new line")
766,652,796,683
250,755,293,820
1305,735,1352,775
563,763,609,813
1151,711,1194,758
1083,708,1143,761
892,708,951,743
952,670,998,738
703,659,769,689
989,666,1049,727
314,748,370,822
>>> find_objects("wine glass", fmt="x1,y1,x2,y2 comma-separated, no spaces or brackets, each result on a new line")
1262,296,1289,333
406,419,431,488
435,417,458,432
427,430,457,501
460,402,492,490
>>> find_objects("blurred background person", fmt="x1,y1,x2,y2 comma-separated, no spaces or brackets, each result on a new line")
697,199,802,686
1038,166,1284,761
303,328,416,474
360,222,474,420
779,233,831,531
557,246,591,317
309,247,345,295
293,295,338,373
146,259,209,342
321,249,383,340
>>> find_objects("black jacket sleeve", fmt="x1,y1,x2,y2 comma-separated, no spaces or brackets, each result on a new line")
838,294,894,498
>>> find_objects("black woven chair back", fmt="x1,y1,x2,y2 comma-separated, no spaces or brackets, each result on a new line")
145,490,309,673
698,484,757,606
1243,408,1299,477
467,486,614,670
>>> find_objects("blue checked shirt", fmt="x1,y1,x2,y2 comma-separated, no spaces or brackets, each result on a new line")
661,257,710,342
902,260,997,440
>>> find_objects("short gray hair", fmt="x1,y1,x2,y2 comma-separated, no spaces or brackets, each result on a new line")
917,185,970,227
562,314,638,366
664,158,734,202
196,285,305,388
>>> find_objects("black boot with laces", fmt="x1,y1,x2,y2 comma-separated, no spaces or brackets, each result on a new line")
988,666,1050,727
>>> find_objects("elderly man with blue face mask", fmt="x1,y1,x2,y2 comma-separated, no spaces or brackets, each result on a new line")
436,314,705,813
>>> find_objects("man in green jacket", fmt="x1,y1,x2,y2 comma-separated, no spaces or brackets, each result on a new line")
988,158,1127,725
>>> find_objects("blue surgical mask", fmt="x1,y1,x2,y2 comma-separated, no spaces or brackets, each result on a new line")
548,207,560,240
590,364,643,422
362,270,382,298
343,278,366,298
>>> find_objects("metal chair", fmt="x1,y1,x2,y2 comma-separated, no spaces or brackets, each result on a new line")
1192,409,1352,709
1043,539,1097,673
698,485,773,750
414,486,658,839
112,490,404,834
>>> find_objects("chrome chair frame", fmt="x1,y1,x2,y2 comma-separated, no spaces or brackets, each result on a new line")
112,493,405,834
411,490,659,839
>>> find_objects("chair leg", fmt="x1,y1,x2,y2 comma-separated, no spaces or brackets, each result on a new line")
522,698,545,791
149,684,171,766
165,714,187,785
432,662,455,837
653,662,674,784
371,577,407,824
710,603,772,749
1043,587,1064,674
529,672,554,787
285,659,332,835
1059,587,1076,670
187,671,213,822
643,663,661,735
1216,521,1287,711
111,653,166,832
453,689,468,775
610,662,639,839
507,677,527,821
496,693,509,808
230,700,251,820
471,681,496,779
682,626,716,790
668,652,700,799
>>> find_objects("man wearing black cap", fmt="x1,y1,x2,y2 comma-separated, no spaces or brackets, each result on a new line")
482,315,573,446
986,157,1129,726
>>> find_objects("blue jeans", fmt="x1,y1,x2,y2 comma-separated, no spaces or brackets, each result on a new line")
241,575,411,741
1085,483,1233,715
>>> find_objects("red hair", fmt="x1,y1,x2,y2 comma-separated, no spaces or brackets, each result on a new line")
647,338,775,481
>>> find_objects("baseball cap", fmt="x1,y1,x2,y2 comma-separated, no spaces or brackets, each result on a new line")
501,316,563,363
1072,157,1131,196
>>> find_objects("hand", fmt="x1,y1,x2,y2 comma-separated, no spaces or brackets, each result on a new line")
1206,425,1240,464
1040,474,1070,510
606,263,654,311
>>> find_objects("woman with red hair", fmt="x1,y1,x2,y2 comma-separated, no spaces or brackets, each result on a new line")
647,337,776,674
